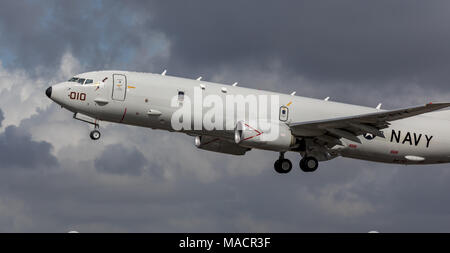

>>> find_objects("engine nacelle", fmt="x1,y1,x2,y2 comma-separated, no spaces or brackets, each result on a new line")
195,136,250,155
234,120,295,151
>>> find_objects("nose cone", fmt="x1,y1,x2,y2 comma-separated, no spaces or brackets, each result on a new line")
45,86,52,98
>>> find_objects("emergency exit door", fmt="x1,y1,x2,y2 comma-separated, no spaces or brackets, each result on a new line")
112,74,127,101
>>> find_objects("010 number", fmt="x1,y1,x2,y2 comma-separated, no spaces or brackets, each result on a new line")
69,92,86,101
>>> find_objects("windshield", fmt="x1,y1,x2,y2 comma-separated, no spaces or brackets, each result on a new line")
68,77,94,85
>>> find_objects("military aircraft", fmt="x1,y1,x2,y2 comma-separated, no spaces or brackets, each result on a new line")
45,70,450,174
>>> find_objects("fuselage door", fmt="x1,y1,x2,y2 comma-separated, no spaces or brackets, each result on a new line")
112,74,127,101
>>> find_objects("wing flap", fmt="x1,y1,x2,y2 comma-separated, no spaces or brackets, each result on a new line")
325,128,361,143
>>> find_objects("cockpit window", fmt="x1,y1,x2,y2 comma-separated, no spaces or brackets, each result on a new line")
68,77,93,85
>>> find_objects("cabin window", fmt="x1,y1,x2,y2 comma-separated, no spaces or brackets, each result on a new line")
85,79,93,84
178,90,185,101
77,78,86,84
279,106,289,121
68,77,79,82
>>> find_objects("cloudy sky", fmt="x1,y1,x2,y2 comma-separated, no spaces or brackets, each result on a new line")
1,0,450,232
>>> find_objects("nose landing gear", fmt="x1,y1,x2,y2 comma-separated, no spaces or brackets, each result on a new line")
90,129,101,140
89,123,101,140
73,113,102,141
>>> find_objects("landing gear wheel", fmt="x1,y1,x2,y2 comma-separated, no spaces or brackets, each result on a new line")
274,159,292,174
299,157,319,172
90,130,101,140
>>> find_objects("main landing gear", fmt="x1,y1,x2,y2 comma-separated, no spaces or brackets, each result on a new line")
299,156,319,172
274,153,319,174
274,153,292,174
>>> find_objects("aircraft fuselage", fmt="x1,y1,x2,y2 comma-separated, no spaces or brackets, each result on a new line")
46,70,450,172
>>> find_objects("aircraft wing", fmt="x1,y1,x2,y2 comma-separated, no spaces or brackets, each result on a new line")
289,102,450,145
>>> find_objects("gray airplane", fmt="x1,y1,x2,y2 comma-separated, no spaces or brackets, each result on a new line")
45,70,450,174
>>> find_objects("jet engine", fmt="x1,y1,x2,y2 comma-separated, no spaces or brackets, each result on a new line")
234,120,296,151
195,135,250,155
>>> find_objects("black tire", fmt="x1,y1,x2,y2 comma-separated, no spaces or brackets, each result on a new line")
299,158,306,171
280,159,292,173
274,160,281,173
274,159,292,174
90,130,101,140
299,157,319,172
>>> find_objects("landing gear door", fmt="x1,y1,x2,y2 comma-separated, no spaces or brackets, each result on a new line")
112,74,127,101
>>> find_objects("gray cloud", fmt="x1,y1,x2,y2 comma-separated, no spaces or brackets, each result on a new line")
0,109,3,127
95,144,147,176
2,0,450,87
128,0,450,85
1,0,448,96
0,0,168,76
1,104,450,232
0,111,57,169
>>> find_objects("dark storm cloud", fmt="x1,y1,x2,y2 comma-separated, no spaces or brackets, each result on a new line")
0,111,57,169
95,144,147,176
0,0,441,82
3,106,450,232
0,109,3,127
0,0,166,75
2,0,449,86
2,149,450,232
126,0,450,85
